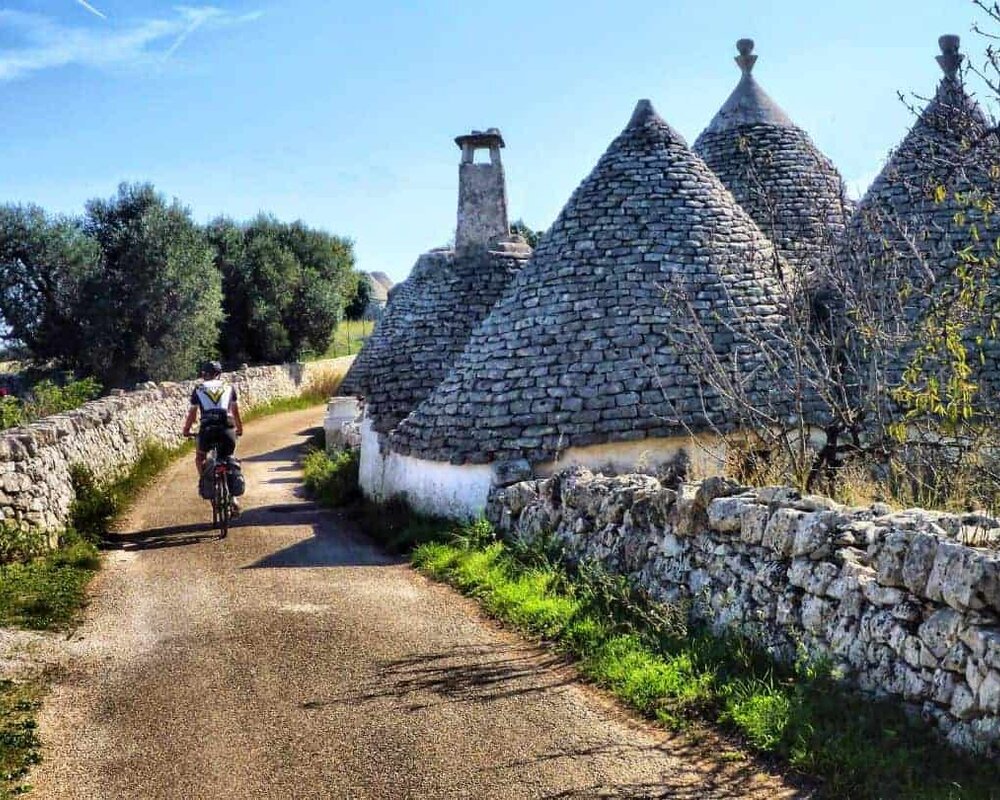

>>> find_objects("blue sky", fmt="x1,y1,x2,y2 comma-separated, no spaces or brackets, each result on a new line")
0,1,991,282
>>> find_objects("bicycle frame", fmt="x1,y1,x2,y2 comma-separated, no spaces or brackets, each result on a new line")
186,429,233,539
210,456,232,539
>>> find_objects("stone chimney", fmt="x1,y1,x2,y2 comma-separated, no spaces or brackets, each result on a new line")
936,34,963,81
454,128,510,251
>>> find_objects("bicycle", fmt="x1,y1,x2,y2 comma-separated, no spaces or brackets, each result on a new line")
186,429,238,539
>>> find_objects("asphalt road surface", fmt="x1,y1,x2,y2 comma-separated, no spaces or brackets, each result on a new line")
31,407,802,799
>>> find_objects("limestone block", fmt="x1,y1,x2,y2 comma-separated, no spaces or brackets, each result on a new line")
762,507,807,558
926,542,995,611
931,669,959,705
960,626,1000,663
981,671,1000,714
862,581,906,607
500,481,539,518
870,529,910,588
970,717,1000,754
740,503,770,544
492,459,532,488
791,511,837,559
901,531,938,596
627,486,675,532
671,484,702,538
788,559,838,595
707,495,750,532
801,595,831,635
900,636,937,670
919,608,963,659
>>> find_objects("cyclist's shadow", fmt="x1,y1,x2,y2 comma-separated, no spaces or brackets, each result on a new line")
105,523,221,551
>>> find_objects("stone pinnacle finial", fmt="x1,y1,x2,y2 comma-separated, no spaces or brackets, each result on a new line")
937,34,963,80
628,99,656,128
736,38,757,75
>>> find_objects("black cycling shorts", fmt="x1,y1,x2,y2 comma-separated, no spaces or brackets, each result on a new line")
197,425,237,458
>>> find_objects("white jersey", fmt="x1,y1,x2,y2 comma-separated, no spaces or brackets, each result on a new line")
192,379,236,421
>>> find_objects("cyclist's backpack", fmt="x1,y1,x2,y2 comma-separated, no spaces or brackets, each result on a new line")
198,456,216,500
225,457,246,497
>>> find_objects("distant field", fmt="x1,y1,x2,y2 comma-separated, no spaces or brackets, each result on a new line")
324,319,375,358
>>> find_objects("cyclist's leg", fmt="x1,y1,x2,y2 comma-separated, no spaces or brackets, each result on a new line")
195,428,213,475
217,428,239,514
217,428,237,459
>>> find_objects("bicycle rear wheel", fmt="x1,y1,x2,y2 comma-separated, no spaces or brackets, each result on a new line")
216,473,230,539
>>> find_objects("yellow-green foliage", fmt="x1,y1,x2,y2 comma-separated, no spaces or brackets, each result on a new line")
0,535,99,630
324,319,374,358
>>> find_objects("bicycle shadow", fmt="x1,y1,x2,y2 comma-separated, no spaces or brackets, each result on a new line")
104,523,222,551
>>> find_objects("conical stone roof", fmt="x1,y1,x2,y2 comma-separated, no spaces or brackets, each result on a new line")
841,35,1000,391
338,247,529,430
390,101,794,466
338,253,442,397
694,39,848,280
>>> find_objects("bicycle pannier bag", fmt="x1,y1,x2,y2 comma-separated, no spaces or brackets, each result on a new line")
226,457,246,497
199,456,216,500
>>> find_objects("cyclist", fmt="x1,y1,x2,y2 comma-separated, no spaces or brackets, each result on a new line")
181,361,244,507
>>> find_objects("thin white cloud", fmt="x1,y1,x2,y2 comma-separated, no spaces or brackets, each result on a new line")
75,0,108,20
0,6,262,83
163,7,222,61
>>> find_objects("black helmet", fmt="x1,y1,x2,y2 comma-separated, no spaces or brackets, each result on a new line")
200,360,223,377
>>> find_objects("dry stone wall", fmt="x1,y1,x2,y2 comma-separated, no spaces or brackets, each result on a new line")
488,466,1000,757
0,357,351,532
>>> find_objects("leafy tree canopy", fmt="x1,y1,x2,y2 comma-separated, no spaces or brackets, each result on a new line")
207,214,357,364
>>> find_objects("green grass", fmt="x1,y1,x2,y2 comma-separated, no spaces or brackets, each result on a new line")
322,319,374,358
0,680,42,799
302,448,360,507
412,532,1000,800
0,536,100,631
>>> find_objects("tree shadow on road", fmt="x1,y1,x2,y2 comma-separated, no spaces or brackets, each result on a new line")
299,642,575,711
526,737,814,799
298,642,810,799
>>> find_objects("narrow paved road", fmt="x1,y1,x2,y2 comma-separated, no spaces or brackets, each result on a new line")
32,408,802,799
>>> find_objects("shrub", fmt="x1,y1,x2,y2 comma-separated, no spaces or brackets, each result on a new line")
23,376,101,418
0,375,102,432
0,524,49,566
68,464,117,543
302,448,360,507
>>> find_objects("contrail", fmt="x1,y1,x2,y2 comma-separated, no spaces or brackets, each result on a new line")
75,0,107,19
162,11,213,60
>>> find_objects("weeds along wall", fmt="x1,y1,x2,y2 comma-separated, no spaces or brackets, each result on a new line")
0,357,352,532
488,466,1000,757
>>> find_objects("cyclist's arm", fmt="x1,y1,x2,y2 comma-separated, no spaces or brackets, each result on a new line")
231,401,244,437
181,405,198,437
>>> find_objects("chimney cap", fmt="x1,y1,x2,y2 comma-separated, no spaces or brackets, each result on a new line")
455,128,506,149
735,38,757,75
937,34,963,80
